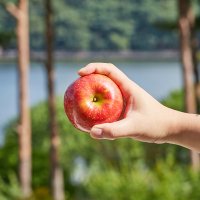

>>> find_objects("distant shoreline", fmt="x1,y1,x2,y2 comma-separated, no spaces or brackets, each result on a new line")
0,50,180,62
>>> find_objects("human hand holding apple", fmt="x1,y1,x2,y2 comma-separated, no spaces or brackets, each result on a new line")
64,63,200,153
64,63,171,142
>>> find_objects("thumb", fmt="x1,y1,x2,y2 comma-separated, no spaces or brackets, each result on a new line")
90,118,131,140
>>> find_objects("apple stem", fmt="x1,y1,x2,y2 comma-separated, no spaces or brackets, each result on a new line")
93,97,98,102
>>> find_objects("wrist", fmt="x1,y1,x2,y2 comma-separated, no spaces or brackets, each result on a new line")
164,108,200,152
160,107,182,143
166,108,184,140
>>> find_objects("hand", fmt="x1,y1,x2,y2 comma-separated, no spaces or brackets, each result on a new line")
78,63,173,143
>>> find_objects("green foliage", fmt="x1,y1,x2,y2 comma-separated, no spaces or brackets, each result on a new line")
53,1,90,51
130,0,178,50
86,0,133,50
0,91,199,199
86,164,200,200
162,90,184,111
29,0,45,50
0,3,16,49
0,0,187,51
0,31,15,48
28,187,53,200
0,172,21,200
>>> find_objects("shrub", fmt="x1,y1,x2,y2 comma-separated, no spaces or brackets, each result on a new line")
0,91,199,200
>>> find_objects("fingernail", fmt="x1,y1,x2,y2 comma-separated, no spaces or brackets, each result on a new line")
91,127,103,137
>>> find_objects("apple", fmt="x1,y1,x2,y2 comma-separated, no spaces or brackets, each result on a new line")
64,73,124,132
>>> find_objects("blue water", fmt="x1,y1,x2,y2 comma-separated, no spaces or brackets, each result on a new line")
0,61,182,143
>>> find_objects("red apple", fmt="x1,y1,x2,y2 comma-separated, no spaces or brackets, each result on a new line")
64,73,124,132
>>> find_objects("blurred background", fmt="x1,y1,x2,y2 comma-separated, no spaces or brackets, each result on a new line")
0,0,200,199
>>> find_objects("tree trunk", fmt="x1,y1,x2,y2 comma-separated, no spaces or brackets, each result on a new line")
15,0,32,197
44,0,65,199
189,5,200,114
6,0,32,197
178,0,200,171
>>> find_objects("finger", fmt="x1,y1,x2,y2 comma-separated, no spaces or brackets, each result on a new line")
78,63,130,85
90,118,133,140
78,63,133,97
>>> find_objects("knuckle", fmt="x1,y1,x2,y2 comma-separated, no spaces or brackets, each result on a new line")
104,126,116,139
87,63,95,68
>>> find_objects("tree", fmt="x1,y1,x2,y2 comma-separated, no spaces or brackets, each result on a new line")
3,0,32,197
8,0,32,197
1,0,32,198
44,0,65,199
2,0,189,51
178,0,200,170
190,1,200,114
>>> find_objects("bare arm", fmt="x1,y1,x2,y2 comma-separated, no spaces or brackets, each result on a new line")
78,63,200,153
165,110,200,152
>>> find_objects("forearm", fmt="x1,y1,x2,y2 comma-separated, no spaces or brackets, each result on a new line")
166,109,200,152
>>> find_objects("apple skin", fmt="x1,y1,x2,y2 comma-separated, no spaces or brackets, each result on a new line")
64,74,124,132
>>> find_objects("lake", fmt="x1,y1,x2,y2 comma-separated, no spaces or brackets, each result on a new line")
0,61,183,143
